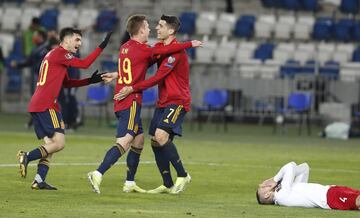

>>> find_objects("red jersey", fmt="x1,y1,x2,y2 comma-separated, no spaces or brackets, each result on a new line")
114,39,192,112
28,46,103,112
133,39,191,111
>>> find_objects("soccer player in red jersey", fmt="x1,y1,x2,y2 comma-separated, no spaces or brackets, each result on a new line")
114,15,199,194
87,14,201,194
257,162,360,210
16,27,112,190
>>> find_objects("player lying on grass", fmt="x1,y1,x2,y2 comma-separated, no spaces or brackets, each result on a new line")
256,162,360,210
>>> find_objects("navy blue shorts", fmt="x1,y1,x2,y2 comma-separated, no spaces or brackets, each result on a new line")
149,104,186,137
31,109,65,139
115,101,143,138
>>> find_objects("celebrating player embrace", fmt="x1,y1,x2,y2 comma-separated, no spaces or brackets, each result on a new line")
87,14,202,194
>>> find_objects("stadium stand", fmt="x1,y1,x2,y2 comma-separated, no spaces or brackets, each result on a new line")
1,0,360,126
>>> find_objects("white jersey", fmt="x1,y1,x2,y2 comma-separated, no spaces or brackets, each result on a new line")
275,183,330,209
272,162,331,209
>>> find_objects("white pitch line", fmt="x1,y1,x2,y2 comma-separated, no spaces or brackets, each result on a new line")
0,161,224,168
0,161,359,174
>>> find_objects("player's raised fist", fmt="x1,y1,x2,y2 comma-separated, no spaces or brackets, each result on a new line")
98,31,113,49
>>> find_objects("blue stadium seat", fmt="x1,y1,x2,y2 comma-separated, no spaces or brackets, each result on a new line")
280,59,301,78
63,0,81,3
254,43,275,62
275,92,312,135
352,21,360,41
5,53,24,93
340,0,359,14
40,8,59,31
302,60,317,74
313,17,334,40
194,89,229,132
352,45,360,62
100,60,117,72
95,10,118,32
281,0,301,11
261,0,281,8
234,15,256,38
319,60,339,79
334,19,354,42
79,84,112,126
12,37,24,56
142,87,157,107
186,47,196,59
178,12,196,35
301,0,319,11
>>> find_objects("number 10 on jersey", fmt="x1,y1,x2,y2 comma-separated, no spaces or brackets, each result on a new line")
118,58,133,84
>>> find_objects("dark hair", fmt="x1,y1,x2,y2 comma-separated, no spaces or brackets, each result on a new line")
59,27,82,42
31,17,40,25
35,30,47,40
160,14,180,34
48,37,59,47
126,14,147,37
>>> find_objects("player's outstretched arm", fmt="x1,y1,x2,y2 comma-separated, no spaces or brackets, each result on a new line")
63,70,105,88
150,40,202,56
67,32,113,69
101,72,118,83
131,53,180,93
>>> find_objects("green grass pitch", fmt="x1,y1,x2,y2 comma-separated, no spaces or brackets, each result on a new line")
0,112,360,217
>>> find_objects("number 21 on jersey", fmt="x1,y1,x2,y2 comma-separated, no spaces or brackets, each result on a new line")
118,57,133,84
37,60,49,86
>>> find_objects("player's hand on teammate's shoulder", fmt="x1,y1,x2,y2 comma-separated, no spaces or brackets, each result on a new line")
113,86,133,101
101,72,118,83
191,40,203,48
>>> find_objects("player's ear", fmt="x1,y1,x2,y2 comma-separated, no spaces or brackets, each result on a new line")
264,192,271,199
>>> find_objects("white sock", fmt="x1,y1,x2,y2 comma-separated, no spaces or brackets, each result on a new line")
94,170,103,177
34,174,43,183
125,180,135,186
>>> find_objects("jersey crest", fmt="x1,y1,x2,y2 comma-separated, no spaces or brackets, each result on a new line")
65,53,74,60
165,56,175,68
168,56,175,63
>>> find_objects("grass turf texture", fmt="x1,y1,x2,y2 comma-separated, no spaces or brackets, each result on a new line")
0,112,359,217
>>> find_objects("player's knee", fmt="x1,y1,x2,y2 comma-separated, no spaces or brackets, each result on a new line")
154,132,168,145
56,142,65,151
303,162,310,171
133,136,144,149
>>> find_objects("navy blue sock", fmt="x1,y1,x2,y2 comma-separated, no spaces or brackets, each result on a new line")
126,146,142,181
151,141,173,188
36,158,49,182
27,146,48,162
162,140,187,177
97,143,125,175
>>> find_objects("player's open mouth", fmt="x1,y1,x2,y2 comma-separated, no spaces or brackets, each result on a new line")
75,46,79,50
